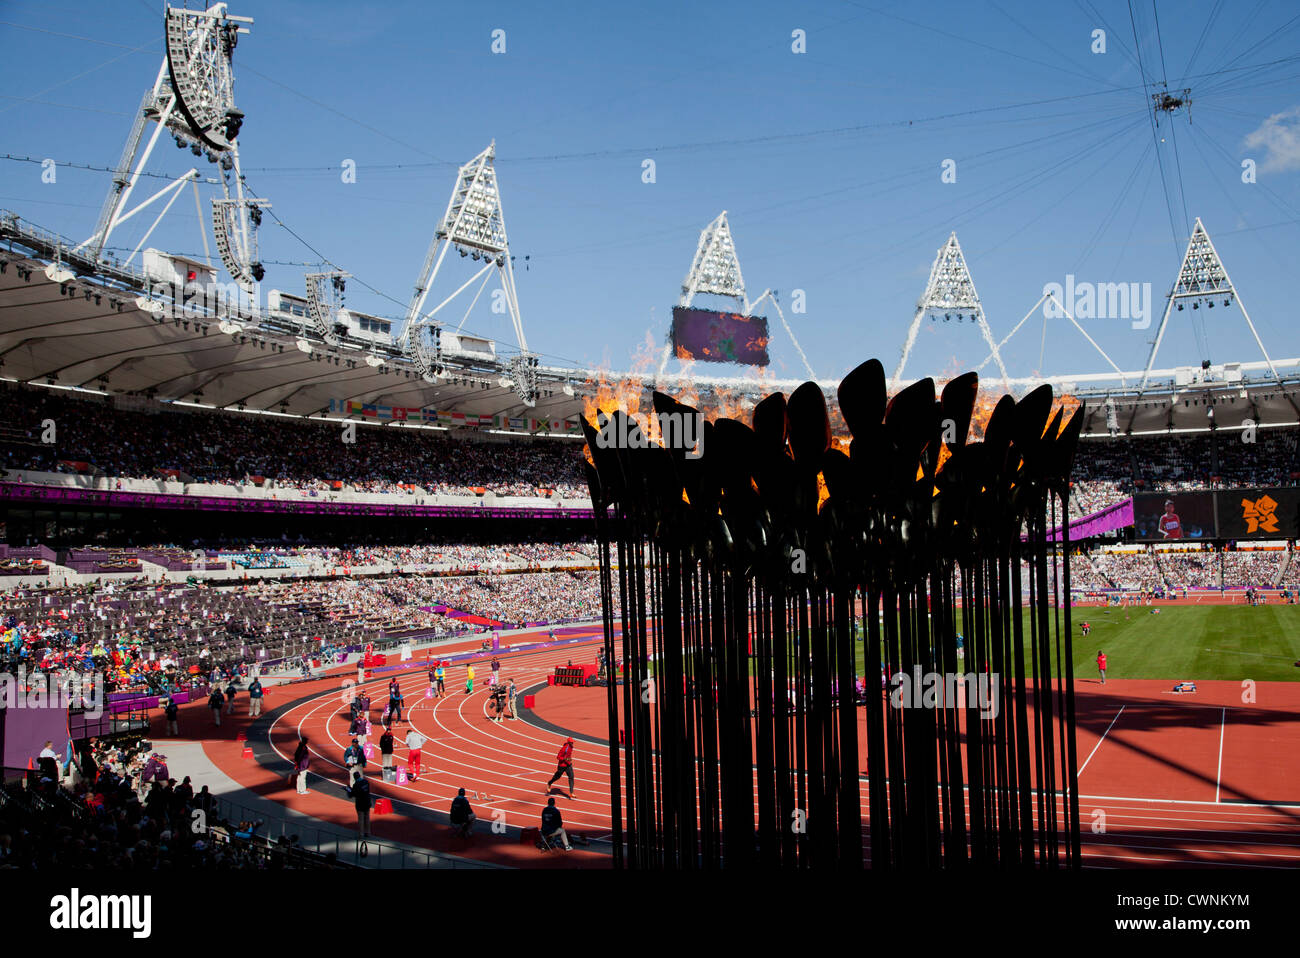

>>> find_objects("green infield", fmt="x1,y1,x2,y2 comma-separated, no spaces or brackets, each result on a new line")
1060,604,1300,682
639,604,1300,685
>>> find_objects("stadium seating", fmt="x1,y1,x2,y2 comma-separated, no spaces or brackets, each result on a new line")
3,385,588,499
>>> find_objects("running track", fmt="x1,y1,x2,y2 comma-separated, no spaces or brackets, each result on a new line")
195,631,1300,868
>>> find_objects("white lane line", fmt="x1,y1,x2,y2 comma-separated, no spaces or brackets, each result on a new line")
1216,706,1226,804
1078,705,1125,776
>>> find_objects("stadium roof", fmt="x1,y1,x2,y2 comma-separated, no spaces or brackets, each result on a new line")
0,220,585,424
6,213,1300,438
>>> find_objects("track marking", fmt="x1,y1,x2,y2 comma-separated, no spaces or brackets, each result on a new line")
1078,705,1125,776
1215,706,1226,803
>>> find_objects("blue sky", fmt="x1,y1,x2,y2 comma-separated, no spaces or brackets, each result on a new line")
2,0,1298,385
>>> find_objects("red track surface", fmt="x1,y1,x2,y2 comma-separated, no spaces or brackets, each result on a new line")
189,630,1300,869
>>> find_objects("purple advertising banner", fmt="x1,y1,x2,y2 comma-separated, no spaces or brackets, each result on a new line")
1032,497,1134,543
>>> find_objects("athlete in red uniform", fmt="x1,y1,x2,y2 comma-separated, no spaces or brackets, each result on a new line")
545,737,576,798
1157,500,1183,539
1097,650,1107,685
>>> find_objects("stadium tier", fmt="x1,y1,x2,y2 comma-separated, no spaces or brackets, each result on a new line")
2,383,588,501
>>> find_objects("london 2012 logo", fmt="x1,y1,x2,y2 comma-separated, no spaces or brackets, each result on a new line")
1241,494,1279,534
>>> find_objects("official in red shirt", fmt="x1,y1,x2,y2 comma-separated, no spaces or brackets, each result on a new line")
544,737,576,798
1097,651,1107,685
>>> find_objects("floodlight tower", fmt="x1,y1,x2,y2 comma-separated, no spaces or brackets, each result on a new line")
680,211,747,309
664,211,815,379
1140,218,1278,390
80,3,267,293
401,142,534,403
893,232,1009,392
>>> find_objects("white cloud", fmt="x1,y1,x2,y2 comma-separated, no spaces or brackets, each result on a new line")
1243,106,1300,173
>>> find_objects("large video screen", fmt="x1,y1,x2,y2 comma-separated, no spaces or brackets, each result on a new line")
670,307,770,366
1214,487,1300,540
1132,491,1216,541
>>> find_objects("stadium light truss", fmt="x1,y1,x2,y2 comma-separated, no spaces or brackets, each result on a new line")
80,4,266,297
1140,218,1277,390
680,211,747,306
304,270,348,347
400,142,528,378
894,232,1010,392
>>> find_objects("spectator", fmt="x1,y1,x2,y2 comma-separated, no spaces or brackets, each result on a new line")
449,787,475,838
164,698,180,736
293,735,311,795
540,797,572,850
350,774,372,838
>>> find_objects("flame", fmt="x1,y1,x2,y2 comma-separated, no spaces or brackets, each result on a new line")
578,358,1080,506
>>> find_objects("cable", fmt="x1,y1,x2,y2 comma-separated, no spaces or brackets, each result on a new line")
1128,0,1184,263
842,0,1135,91
1075,0,1145,76
1181,0,1224,77
0,19,157,50
0,153,215,183
0,95,131,118
0,40,157,117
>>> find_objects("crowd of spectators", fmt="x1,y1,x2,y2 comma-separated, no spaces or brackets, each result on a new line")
1,557,614,684
1156,552,1219,590
1067,547,1289,592
8,383,1300,514
0,736,343,870
0,538,598,581
377,571,608,625
1218,550,1282,590
3,386,589,499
